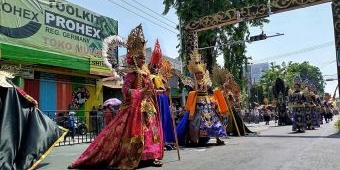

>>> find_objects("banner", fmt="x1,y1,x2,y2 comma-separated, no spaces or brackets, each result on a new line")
90,56,111,76
0,0,118,60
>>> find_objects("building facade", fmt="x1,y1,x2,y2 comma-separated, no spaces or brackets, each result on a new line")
0,0,118,125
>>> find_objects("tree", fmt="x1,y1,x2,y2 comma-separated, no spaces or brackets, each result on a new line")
259,61,325,100
284,62,325,93
250,84,264,106
258,62,281,99
163,0,269,90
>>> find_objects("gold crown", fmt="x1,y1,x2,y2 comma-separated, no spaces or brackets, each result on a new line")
187,50,206,74
126,24,146,57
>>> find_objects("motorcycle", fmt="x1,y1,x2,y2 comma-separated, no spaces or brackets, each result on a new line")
73,117,87,135
56,112,88,135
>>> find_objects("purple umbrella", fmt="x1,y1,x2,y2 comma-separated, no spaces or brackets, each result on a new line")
103,98,122,106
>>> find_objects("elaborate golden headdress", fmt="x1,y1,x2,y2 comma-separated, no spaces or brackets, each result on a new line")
126,24,146,65
187,50,206,74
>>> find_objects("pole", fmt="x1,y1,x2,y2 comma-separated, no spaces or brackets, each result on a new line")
178,1,186,107
167,87,181,161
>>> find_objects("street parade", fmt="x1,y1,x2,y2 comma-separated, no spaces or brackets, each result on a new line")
1,0,340,170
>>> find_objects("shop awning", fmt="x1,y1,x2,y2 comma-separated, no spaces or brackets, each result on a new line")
102,80,123,89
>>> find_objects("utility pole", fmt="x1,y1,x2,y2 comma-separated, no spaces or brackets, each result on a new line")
178,0,186,106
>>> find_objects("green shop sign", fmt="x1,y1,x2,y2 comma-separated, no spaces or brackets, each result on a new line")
0,0,118,70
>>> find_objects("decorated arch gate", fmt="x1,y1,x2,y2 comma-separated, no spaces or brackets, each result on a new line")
182,0,340,95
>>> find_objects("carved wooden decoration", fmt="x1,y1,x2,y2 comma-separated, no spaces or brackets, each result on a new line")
271,0,331,14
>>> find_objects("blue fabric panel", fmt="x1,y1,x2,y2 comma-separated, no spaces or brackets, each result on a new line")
176,112,189,146
39,80,57,117
157,94,175,144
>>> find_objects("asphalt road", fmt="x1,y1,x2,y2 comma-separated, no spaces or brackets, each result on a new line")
38,116,340,170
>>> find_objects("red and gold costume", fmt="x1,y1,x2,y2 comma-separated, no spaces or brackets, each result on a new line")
69,25,163,169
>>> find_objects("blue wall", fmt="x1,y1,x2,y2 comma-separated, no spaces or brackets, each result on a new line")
39,80,57,118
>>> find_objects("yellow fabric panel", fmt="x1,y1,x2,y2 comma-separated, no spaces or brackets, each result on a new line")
154,74,166,89
84,84,102,126
213,89,229,115
185,91,197,120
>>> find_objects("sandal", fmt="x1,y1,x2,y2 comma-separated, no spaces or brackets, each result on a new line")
216,139,225,146
152,159,163,167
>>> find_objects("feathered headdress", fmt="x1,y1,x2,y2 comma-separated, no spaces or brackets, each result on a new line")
293,75,302,86
0,70,14,88
149,39,162,69
126,24,146,65
310,83,317,93
273,77,285,98
303,79,310,88
187,50,206,74
102,35,126,70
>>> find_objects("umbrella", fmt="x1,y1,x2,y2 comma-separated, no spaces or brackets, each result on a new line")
103,98,122,106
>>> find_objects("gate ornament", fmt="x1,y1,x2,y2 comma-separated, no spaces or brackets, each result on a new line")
270,0,331,14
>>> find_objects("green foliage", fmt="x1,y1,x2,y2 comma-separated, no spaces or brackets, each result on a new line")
163,0,269,91
258,61,325,102
284,62,325,93
249,84,264,106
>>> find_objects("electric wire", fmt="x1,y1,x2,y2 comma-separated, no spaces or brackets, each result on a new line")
319,60,336,68
253,41,334,63
324,73,338,77
131,0,177,25
104,0,178,34
117,0,177,29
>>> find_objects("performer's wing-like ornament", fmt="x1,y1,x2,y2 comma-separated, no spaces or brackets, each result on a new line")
172,70,195,89
204,70,212,87
159,59,173,80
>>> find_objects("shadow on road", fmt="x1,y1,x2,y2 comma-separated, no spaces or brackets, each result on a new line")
36,163,49,169
255,132,340,139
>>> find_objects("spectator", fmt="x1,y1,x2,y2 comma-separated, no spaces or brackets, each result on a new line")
171,103,177,116
103,105,114,127
96,105,104,133
176,106,184,124
89,106,97,133
66,111,76,141
253,107,260,124
263,107,270,125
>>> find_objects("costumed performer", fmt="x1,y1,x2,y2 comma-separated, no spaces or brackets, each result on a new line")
309,83,323,126
273,77,291,126
148,39,177,150
68,24,164,170
0,71,67,170
223,71,253,136
302,79,315,130
288,75,306,132
306,81,320,129
322,93,334,123
175,50,227,146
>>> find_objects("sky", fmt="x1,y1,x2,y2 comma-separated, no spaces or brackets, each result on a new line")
67,0,338,97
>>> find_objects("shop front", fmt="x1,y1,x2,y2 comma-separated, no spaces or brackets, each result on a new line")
0,0,118,127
